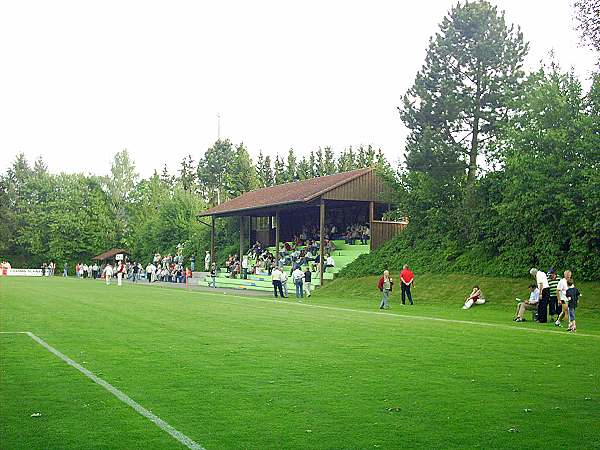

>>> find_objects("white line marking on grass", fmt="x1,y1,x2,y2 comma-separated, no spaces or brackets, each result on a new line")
5,331,205,450
0,331,28,334
299,303,600,339
186,291,600,340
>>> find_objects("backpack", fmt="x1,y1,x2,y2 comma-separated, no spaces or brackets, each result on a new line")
566,287,580,307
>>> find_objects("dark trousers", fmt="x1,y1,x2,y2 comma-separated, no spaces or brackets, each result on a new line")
273,280,284,298
549,295,559,317
537,288,550,323
401,283,413,305
242,268,247,279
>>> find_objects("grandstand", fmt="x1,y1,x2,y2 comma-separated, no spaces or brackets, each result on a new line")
198,168,406,292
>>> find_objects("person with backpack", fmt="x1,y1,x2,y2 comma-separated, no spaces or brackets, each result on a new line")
566,279,580,333
303,267,312,298
377,270,393,310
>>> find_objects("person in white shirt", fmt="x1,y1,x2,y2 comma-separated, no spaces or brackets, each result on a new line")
514,284,539,321
241,256,248,279
292,267,305,300
204,251,211,271
325,255,335,270
280,270,289,297
271,267,285,298
530,268,550,323
103,264,114,285
555,270,572,326
145,263,152,283
462,285,486,309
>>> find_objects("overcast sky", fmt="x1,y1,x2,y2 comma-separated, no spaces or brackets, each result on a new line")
0,0,595,178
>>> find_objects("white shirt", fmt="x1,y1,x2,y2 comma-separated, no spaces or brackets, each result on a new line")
557,278,569,301
536,271,549,289
103,265,113,276
292,268,304,281
242,258,248,269
205,253,211,263
271,268,282,281
528,288,540,304
326,256,335,266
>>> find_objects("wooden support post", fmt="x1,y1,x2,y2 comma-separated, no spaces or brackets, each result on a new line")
210,215,216,266
319,199,325,286
239,216,244,259
275,211,280,265
369,201,374,251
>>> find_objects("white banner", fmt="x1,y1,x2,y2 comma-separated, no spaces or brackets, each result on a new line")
6,268,43,277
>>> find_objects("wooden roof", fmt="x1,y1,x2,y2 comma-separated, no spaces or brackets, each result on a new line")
92,248,128,261
199,167,390,217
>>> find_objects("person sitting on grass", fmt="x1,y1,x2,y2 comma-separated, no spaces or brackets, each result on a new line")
462,285,486,309
324,254,335,270
514,284,539,322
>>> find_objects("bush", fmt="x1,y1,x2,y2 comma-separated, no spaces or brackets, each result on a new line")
340,225,599,281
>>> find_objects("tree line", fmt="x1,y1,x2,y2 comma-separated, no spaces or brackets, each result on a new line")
343,0,600,280
0,144,391,268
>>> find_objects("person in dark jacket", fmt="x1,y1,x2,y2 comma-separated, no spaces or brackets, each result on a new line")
303,267,312,298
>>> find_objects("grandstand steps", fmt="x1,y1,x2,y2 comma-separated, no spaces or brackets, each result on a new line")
197,240,369,294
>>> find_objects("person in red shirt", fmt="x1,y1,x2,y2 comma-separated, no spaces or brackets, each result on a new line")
399,264,415,305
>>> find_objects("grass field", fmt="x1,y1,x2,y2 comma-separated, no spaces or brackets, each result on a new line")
1,275,599,449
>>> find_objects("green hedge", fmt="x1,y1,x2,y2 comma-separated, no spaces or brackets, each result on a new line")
340,226,599,281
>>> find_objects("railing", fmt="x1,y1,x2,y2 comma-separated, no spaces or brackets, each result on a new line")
370,220,407,250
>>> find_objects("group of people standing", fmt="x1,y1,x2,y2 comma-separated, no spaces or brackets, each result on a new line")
271,265,313,300
41,261,56,276
72,262,100,278
514,268,580,332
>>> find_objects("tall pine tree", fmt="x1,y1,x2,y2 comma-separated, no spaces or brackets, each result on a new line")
273,155,286,185
400,0,528,191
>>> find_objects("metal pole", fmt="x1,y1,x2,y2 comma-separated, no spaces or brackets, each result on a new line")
320,199,325,286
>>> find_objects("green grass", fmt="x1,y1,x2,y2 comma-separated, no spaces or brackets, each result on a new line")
1,276,599,449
